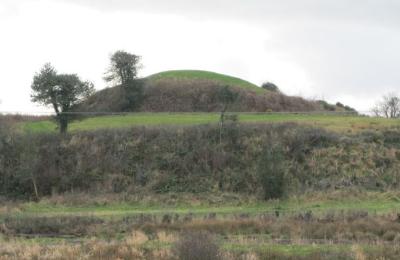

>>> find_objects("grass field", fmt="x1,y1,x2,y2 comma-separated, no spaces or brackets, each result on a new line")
148,70,266,94
7,191,400,219
3,192,400,259
21,113,400,133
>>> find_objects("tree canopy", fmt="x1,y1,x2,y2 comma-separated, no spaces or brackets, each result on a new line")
103,51,144,111
31,63,94,133
104,50,142,85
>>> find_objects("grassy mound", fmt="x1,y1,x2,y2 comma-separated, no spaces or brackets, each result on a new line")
76,69,354,113
147,70,264,94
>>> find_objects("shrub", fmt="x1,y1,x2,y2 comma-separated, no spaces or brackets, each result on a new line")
257,143,286,200
3,216,103,236
318,100,336,111
285,127,338,162
261,82,280,92
173,231,221,260
383,130,400,147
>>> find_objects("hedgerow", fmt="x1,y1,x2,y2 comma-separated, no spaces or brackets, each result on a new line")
1,122,400,199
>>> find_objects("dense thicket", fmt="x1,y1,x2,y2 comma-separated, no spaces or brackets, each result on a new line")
1,123,400,199
78,79,323,113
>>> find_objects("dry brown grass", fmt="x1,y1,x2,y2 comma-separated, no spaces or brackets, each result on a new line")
1,233,400,260
156,231,177,244
4,207,400,246
135,213,400,245
0,232,172,260
352,245,367,260
125,231,148,246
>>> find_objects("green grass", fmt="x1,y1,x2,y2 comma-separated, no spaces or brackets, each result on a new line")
144,238,354,257
148,70,265,94
9,192,400,219
224,243,351,256
21,113,400,134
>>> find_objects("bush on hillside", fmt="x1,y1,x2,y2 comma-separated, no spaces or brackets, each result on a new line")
336,102,357,113
143,79,321,112
257,143,286,200
284,127,339,162
261,82,280,92
318,100,336,111
120,79,145,111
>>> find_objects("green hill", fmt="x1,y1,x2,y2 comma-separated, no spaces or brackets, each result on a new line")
77,69,328,113
147,70,265,94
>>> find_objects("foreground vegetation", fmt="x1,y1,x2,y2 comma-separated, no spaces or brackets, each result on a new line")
3,121,400,199
3,117,400,259
4,232,399,260
2,192,400,259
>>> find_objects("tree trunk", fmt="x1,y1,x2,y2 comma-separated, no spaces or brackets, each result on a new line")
58,114,68,134
31,175,39,202
219,113,224,145
219,105,227,145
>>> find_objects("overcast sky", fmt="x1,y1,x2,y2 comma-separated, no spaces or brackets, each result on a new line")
1,0,399,113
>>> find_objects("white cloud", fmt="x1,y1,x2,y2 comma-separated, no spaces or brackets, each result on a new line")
1,0,399,112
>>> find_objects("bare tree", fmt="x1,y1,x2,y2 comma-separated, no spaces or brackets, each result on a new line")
372,93,400,118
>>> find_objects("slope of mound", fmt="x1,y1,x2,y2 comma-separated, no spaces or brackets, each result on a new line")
76,70,352,113
148,70,265,94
